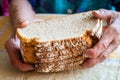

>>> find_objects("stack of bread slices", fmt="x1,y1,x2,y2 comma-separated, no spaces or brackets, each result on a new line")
17,11,103,72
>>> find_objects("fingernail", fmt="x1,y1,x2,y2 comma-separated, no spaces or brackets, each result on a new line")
19,21,29,27
94,11,100,14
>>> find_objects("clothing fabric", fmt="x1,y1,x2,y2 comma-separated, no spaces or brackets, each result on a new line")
28,0,120,14
0,0,9,16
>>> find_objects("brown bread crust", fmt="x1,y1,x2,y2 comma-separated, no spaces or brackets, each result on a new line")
20,31,99,72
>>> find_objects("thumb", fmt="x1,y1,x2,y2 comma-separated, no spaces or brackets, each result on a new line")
18,21,29,28
92,9,114,22
18,18,42,28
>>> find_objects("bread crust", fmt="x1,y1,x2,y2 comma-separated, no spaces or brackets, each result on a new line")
20,31,99,72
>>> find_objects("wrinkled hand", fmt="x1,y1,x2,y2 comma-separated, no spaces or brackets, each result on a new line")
82,9,120,69
5,33,35,71
5,18,39,71
5,0,44,72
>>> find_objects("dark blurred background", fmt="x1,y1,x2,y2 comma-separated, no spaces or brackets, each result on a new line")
0,0,120,16
0,0,9,16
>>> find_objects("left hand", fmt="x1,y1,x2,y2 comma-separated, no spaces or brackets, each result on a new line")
5,29,35,72
81,9,120,69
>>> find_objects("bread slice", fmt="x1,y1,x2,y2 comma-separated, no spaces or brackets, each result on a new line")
17,11,103,72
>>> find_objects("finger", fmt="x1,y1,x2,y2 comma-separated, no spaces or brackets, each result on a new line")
98,44,118,63
96,39,119,63
5,39,35,71
85,25,116,58
81,58,98,69
8,46,35,72
14,60,35,72
92,9,115,21
102,26,107,32
18,18,42,28
18,21,29,28
82,39,119,69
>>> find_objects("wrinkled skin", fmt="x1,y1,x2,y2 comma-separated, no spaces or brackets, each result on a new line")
82,9,120,69
5,9,120,71
5,22,36,72
5,0,37,71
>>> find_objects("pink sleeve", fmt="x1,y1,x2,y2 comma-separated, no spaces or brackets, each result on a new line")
2,0,9,16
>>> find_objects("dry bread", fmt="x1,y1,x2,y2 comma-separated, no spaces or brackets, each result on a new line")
17,11,103,72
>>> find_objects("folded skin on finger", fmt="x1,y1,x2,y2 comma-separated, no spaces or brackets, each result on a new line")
85,25,116,58
84,10,120,58
82,38,119,69
87,11,120,58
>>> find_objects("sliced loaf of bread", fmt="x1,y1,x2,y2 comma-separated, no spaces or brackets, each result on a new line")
17,11,103,72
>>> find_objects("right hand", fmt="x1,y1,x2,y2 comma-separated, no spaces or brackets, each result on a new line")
81,9,120,69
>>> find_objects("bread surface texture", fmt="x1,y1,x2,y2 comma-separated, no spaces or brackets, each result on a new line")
17,11,102,72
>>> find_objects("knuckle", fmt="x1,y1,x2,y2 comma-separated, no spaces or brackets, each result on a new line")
98,42,107,50
99,9,106,13
114,37,120,44
109,23,120,35
91,52,98,58
98,9,106,15
100,53,108,62
109,25,118,33
87,49,98,58
99,9,113,17
112,11,120,18
101,43,107,49
102,54,108,60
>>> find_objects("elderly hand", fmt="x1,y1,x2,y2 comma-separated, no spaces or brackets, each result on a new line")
5,12,40,72
5,33,35,72
5,17,41,72
5,20,36,71
81,9,120,69
4,0,43,72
